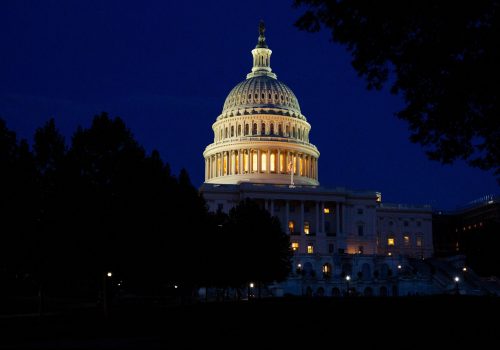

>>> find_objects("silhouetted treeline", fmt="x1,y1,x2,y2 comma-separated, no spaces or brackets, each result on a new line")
0,113,291,301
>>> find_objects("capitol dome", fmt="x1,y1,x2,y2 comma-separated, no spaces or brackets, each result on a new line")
221,75,302,118
203,22,320,186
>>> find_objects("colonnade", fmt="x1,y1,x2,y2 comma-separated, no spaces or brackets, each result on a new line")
205,149,318,181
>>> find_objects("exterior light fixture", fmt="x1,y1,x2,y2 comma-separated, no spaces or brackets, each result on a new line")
107,272,112,278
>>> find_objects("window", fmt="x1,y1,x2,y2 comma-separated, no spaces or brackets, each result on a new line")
304,221,310,235
270,153,275,172
307,245,314,254
325,221,331,233
270,123,274,135
404,235,410,246
261,123,266,135
237,125,241,136
324,208,330,214
278,124,283,136
252,123,257,135
357,225,364,236
416,236,423,247
388,237,395,246
404,221,409,227
358,246,364,254
292,242,299,251
261,153,267,172
252,152,258,172
288,221,295,234
244,124,249,135
243,152,249,172
290,205,295,212
328,243,334,253
357,208,364,215
217,203,223,212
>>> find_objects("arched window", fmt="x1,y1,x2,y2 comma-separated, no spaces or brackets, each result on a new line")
292,127,296,138
252,123,257,135
237,125,241,136
261,122,266,135
244,124,249,135
278,124,283,136
261,152,267,172
270,152,275,172
279,153,285,172
270,123,274,135
252,151,258,172
286,125,289,136
231,126,234,137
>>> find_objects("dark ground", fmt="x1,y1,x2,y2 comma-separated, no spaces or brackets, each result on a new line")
1,296,498,349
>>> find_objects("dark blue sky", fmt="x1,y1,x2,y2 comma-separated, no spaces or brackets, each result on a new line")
0,0,497,209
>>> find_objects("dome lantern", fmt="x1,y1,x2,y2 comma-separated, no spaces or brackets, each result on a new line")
247,21,277,80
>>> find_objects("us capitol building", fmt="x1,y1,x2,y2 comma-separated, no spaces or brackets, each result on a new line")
200,23,436,297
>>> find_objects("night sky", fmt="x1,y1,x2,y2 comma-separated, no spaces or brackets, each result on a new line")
1,0,497,210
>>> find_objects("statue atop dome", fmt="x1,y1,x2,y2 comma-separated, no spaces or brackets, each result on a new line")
256,20,268,48
259,20,265,36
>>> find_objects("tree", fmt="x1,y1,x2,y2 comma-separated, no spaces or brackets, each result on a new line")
222,199,292,290
295,0,500,182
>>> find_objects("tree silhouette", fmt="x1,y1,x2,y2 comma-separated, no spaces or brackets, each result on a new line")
295,0,500,182
222,199,292,289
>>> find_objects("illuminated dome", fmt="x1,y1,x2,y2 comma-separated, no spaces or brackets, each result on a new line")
221,76,302,118
203,21,320,186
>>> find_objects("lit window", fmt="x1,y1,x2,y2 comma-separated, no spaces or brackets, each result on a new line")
270,153,275,172
324,208,330,214
322,264,330,273
292,242,299,251
307,245,314,254
404,235,410,246
261,153,267,172
416,237,423,247
304,221,310,235
288,221,295,234
252,152,258,172
388,238,395,246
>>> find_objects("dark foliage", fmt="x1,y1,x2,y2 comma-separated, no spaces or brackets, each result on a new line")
295,0,500,182
0,114,292,303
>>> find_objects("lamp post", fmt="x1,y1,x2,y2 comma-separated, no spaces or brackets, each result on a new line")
454,276,460,295
103,271,112,318
345,275,351,296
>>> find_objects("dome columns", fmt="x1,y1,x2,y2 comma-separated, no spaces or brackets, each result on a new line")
204,147,319,185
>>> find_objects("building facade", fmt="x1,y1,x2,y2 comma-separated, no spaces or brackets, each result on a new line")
201,23,437,296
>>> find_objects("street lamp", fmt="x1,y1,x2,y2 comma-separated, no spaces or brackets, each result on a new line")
454,276,460,295
345,275,351,296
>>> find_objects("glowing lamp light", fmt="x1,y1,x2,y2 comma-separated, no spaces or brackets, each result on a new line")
174,285,178,289
397,265,402,269
454,276,460,283
345,275,351,281
462,267,467,272
107,272,112,277
297,263,302,268
249,282,255,288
